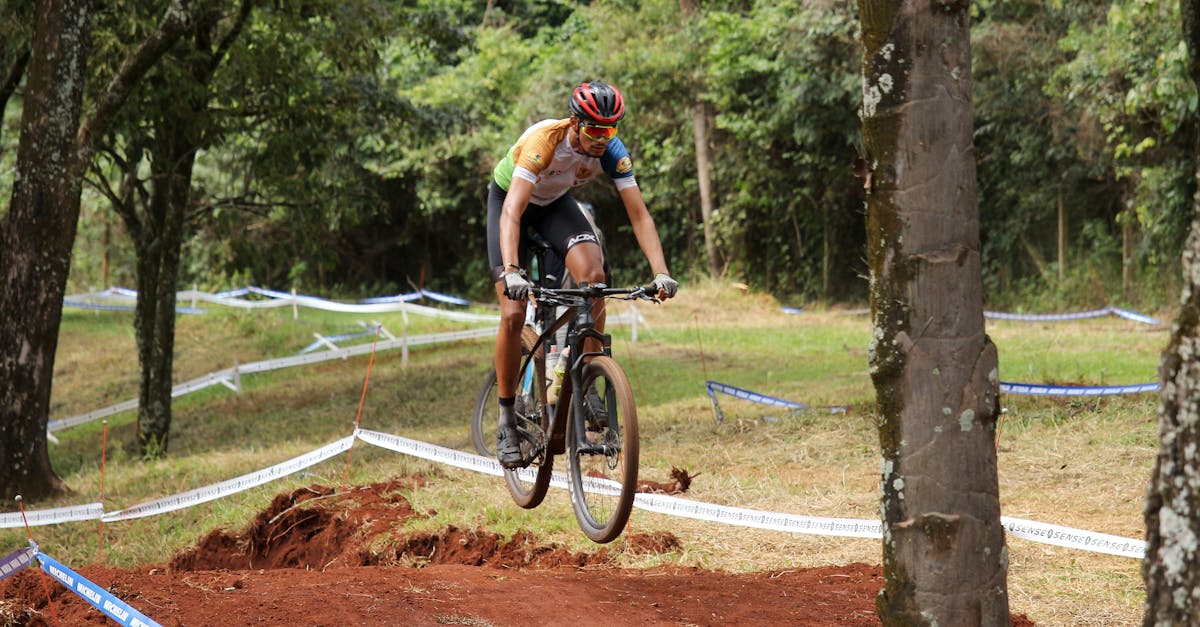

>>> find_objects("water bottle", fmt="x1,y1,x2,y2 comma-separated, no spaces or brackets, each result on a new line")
545,348,559,393
547,346,569,404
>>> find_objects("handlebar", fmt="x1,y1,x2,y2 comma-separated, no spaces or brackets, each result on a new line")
530,284,660,306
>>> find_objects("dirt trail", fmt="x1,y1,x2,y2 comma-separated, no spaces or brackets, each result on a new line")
0,480,1032,626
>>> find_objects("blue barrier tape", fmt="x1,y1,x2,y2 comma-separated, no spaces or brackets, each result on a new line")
37,552,160,626
1000,381,1160,396
0,547,35,581
708,379,1160,417
360,289,470,306
1110,308,1162,325
984,306,1161,326
705,380,849,422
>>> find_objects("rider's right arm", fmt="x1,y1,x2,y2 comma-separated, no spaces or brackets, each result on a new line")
499,176,537,273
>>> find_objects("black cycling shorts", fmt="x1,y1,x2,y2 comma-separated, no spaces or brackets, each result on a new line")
487,181,601,283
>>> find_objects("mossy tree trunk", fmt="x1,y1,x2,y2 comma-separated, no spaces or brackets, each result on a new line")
0,0,90,501
0,1,190,498
1142,1,1200,623
856,1,1009,624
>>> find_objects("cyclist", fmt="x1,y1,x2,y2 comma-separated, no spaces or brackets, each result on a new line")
487,80,677,469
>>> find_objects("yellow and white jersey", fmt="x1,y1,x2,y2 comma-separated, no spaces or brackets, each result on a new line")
493,118,637,206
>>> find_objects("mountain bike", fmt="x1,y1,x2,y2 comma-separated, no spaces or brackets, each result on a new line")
470,262,657,542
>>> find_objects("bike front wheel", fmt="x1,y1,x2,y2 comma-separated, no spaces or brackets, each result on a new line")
567,356,639,543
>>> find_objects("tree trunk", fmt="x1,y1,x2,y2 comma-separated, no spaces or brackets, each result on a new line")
692,103,719,276
130,135,192,457
857,1,1009,625
1123,208,1134,301
822,203,832,299
124,4,242,457
1143,1,1200,622
0,48,30,150
0,0,91,502
0,0,190,500
1057,188,1066,283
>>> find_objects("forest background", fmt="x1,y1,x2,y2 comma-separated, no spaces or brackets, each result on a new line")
1,0,1191,310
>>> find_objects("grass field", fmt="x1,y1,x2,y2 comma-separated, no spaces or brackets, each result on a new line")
2,281,1167,625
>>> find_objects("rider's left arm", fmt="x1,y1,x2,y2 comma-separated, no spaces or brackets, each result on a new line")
618,185,671,278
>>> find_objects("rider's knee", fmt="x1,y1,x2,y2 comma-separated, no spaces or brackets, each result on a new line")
498,309,526,335
577,266,606,285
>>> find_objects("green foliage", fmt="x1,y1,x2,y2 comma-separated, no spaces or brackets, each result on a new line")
1048,0,1196,291
700,1,863,298
52,0,1200,307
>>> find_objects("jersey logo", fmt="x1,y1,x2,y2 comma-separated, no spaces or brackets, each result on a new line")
576,166,592,179
524,153,544,168
616,156,633,174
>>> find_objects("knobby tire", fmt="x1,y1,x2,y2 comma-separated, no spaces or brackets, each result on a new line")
567,356,639,543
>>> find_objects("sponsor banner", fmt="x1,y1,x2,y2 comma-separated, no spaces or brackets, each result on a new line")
38,552,160,626
0,547,36,581
102,437,354,522
1000,381,1159,396
0,503,103,529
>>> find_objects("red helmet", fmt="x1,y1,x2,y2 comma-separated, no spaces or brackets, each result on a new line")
569,81,625,125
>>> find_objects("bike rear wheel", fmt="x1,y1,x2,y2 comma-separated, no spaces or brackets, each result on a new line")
504,327,554,508
470,368,498,456
567,356,639,543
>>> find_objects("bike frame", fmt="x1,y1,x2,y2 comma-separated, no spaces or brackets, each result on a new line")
517,284,652,457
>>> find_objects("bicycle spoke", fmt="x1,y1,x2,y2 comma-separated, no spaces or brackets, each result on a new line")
568,357,638,543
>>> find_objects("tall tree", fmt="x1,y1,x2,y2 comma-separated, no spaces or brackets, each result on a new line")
856,1,1009,624
95,1,252,456
1142,2,1200,622
0,0,190,500
679,0,720,276
87,0,406,456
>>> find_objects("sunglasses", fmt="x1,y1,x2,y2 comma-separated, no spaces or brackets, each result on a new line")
579,123,618,141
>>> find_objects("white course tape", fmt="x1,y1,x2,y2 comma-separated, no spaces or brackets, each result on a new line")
352,429,1144,557
355,428,582,489
0,503,104,529
999,516,1145,559
101,436,354,522
177,286,501,322
632,492,882,539
3,429,1147,559
48,327,498,433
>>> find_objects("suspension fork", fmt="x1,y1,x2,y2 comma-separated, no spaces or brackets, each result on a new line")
567,303,617,455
